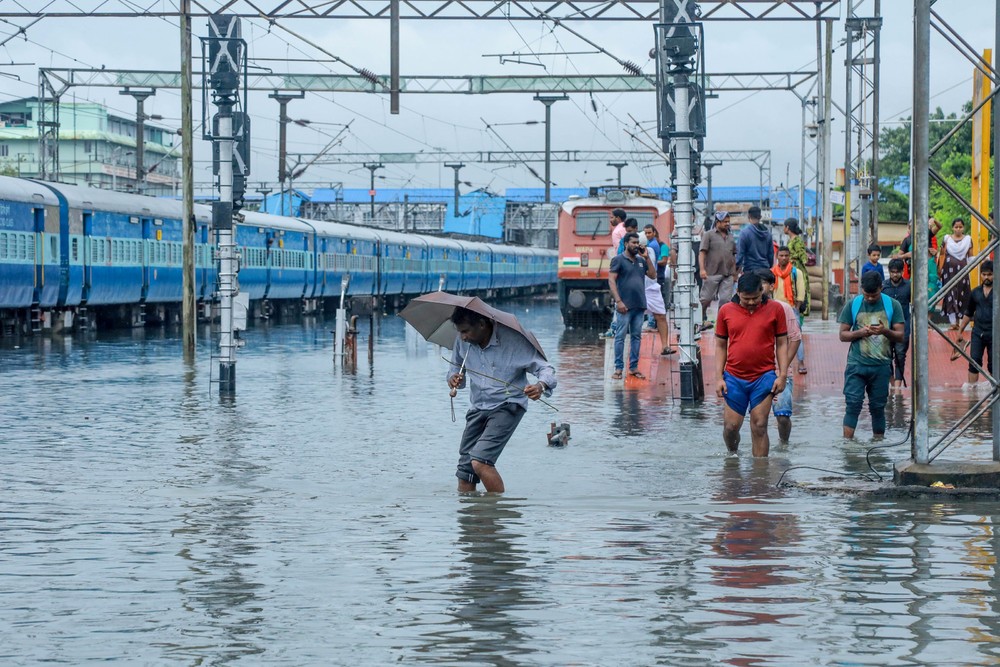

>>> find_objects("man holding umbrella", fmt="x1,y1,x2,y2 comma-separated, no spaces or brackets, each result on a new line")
446,306,557,493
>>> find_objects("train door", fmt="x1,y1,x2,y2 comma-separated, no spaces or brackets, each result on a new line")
57,204,70,307
318,236,328,297
32,207,44,304
82,211,93,303
342,238,353,295
140,218,152,301
264,230,275,299
302,233,311,297
197,223,210,300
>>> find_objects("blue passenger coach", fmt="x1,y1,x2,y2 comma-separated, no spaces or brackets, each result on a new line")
0,176,556,335
0,179,58,310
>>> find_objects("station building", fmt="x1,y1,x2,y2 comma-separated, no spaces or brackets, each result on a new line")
0,97,179,196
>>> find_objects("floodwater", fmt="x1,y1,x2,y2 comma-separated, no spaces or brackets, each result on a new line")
3,297,1000,665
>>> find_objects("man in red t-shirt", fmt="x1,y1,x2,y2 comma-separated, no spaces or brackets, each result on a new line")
715,272,789,457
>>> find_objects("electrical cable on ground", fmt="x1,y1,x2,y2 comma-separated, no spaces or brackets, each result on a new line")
775,422,914,487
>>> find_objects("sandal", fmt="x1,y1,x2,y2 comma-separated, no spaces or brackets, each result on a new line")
612,370,623,380
629,369,646,380
798,367,808,374
950,339,969,361
661,347,676,356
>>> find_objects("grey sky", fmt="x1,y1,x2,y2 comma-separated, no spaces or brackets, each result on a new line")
1,2,995,195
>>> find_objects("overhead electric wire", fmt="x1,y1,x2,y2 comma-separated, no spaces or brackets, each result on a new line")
536,9,646,78
481,118,547,185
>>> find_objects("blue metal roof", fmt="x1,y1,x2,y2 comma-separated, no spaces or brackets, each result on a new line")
769,187,819,221
260,189,310,216
694,186,768,202
333,188,453,204
443,191,505,238
504,187,589,202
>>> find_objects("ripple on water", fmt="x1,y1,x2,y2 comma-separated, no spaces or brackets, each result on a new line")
2,301,1000,665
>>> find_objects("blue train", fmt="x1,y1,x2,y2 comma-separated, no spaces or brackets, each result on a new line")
0,176,556,334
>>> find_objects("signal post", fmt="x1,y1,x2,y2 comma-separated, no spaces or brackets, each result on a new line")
656,0,706,402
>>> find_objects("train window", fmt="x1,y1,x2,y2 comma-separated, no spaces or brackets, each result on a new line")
50,235,57,261
0,233,6,259
106,239,112,263
72,238,79,262
574,212,607,236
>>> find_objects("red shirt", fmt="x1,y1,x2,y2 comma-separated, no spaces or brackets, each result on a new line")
715,298,788,380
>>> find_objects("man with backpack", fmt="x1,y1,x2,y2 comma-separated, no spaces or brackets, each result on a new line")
837,270,906,439
736,205,774,273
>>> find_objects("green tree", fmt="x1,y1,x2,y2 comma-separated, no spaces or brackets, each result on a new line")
876,103,993,230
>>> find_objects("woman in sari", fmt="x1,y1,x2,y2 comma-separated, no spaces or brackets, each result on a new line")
783,218,809,373
784,218,810,316
939,217,973,328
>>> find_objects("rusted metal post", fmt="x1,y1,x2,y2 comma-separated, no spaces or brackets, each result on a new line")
344,315,359,372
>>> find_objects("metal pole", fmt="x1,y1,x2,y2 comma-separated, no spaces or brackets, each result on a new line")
270,91,304,217
544,101,552,203
217,110,237,393
445,162,464,215
703,161,721,221
364,162,383,221
673,77,698,400
180,0,196,357
390,0,400,114
993,9,1000,461
843,1,855,299
859,187,871,263
871,0,882,241
758,162,764,207
534,94,567,204
607,161,627,187
277,98,290,184
120,89,155,193
821,18,834,320
912,0,931,463
135,94,146,192
206,14,246,396
799,97,807,226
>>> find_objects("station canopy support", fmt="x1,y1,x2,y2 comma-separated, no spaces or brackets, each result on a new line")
2,1,840,21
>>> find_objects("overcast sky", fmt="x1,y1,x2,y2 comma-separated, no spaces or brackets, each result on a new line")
1,2,996,196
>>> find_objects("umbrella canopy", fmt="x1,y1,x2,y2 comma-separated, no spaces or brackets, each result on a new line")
398,291,547,359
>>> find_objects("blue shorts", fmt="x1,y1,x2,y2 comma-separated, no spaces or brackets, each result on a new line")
772,376,793,417
724,370,777,416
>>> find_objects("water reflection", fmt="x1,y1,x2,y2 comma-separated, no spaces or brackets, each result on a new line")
7,298,1000,664
701,459,806,661
610,389,644,437
170,406,267,663
421,497,539,665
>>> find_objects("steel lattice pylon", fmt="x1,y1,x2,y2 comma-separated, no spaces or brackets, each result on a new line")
841,0,882,298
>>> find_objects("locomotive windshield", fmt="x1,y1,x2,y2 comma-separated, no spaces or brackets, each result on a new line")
573,210,655,236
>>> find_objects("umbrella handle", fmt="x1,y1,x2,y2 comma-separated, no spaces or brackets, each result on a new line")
449,356,467,398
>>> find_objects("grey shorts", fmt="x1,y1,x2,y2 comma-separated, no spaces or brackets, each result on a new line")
457,402,526,484
700,274,734,304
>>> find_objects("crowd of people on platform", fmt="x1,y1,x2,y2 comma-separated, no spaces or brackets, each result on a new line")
604,206,995,458
441,211,994,492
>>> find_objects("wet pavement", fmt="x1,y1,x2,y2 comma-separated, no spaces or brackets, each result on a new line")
2,296,1000,665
